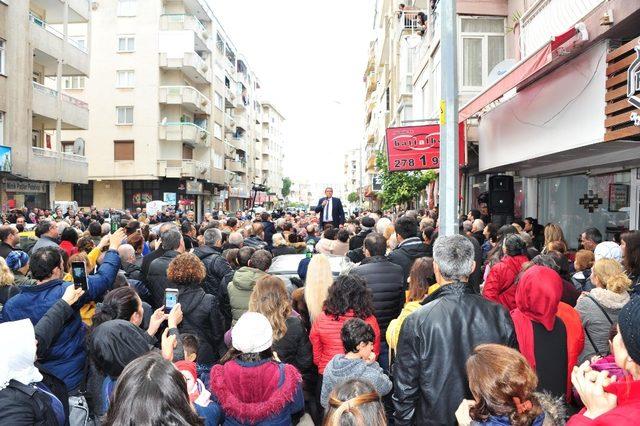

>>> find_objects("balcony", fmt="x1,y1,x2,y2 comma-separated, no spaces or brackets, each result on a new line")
157,159,209,178
223,85,236,107
158,86,211,115
159,14,210,52
31,0,90,22
29,13,89,76
261,159,270,171
366,151,376,173
366,73,377,95
159,51,211,84
211,168,225,184
30,147,88,184
234,112,249,131
32,82,89,130
228,136,247,153
520,0,604,56
225,159,246,174
159,122,210,147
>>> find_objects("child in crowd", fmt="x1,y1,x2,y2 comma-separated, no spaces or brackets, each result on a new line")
174,360,220,426
572,249,595,291
320,318,392,408
587,323,625,380
181,333,210,388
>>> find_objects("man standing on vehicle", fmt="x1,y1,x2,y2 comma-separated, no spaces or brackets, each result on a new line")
315,187,345,230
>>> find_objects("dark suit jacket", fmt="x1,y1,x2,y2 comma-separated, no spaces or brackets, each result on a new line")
314,197,345,228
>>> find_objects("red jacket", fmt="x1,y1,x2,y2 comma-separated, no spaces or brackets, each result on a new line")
483,255,528,311
567,378,640,425
59,240,78,258
309,310,380,374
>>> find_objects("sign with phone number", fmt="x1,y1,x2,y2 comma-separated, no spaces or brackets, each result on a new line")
385,123,465,172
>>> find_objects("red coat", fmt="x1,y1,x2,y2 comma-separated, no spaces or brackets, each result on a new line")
59,240,78,258
483,255,528,311
309,310,380,374
567,378,640,425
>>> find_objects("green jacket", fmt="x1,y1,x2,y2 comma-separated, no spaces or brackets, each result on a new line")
14,272,37,287
228,267,267,324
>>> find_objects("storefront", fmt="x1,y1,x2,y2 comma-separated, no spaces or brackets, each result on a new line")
228,186,250,212
3,178,49,210
123,178,208,219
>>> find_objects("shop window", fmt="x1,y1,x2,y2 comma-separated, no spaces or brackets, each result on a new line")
114,140,134,161
73,182,93,207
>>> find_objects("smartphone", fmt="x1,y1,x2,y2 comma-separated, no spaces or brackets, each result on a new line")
110,213,121,234
165,288,178,313
71,261,88,291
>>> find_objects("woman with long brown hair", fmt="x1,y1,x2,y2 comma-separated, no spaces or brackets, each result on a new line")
249,275,314,384
323,379,386,426
457,344,564,425
543,223,568,254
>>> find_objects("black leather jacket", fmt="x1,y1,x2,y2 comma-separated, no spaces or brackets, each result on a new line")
388,237,432,284
392,282,517,425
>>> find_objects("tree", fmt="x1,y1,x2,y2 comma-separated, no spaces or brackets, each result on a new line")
281,177,292,198
347,192,359,204
375,151,437,209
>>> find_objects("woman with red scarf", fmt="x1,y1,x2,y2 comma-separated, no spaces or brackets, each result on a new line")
510,265,584,401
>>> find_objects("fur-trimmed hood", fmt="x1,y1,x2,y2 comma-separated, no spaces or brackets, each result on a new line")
537,392,567,425
209,359,301,424
589,287,630,310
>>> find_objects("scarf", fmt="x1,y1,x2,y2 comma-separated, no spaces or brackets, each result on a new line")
0,319,43,390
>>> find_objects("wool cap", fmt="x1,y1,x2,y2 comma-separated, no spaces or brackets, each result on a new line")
5,251,29,271
232,312,273,354
618,296,640,364
594,241,622,263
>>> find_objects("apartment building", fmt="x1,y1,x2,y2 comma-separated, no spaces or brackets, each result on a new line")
0,0,90,209
261,102,285,206
343,148,361,207
63,0,284,217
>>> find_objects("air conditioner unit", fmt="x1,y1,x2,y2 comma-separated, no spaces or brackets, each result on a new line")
201,98,208,106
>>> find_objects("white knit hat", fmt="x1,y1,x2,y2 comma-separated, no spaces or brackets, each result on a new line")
232,312,273,354
594,241,622,263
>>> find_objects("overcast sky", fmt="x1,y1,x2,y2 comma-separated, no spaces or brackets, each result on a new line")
213,0,376,188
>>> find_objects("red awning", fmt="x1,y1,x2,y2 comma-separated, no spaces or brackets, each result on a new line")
458,27,578,123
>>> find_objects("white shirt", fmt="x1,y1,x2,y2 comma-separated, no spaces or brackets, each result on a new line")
324,197,333,222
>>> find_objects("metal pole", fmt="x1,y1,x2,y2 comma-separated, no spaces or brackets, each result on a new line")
439,0,459,236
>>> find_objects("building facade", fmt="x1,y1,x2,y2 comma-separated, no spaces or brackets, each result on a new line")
62,0,284,217
343,148,361,209
0,0,90,210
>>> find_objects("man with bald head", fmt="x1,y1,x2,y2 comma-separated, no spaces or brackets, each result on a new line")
222,231,244,251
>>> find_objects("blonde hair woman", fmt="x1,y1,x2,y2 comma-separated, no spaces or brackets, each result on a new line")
543,223,568,253
305,254,334,323
249,275,314,381
0,256,17,308
576,258,631,363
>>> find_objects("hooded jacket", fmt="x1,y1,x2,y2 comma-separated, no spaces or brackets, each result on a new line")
575,287,629,363
2,250,120,392
483,254,529,311
177,284,224,365
309,310,381,375
349,227,373,251
567,378,640,425
209,359,304,426
146,249,181,309
193,245,234,330
393,282,517,425
351,256,405,334
388,237,432,283
320,354,392,408
228,267,267,323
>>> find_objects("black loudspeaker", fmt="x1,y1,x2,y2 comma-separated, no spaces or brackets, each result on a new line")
488,175,514,221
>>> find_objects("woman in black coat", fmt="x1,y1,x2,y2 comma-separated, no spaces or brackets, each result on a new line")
168,253,224,366
0,285,85,425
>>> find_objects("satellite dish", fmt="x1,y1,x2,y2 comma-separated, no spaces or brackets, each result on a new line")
487,59,518,85
73,138,85,156
161,117,168,125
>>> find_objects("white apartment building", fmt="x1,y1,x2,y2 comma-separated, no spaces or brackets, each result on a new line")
63,0,284,217
261,102,285,206
343,148,361,207
0,0,90,209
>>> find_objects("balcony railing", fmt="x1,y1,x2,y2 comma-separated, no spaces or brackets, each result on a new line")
520,0,604,56
159,86,211,114
159,122,210,146
33,81,89,109
32,147,87,162
160,14,207,33
29,13,88,53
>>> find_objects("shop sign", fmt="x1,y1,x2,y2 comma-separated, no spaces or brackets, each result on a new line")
132,192,153,206
372,174,383,191
163,192,177,204
606,38,640,141
579,191,603,213
385,123,465,172
186,180,203,195
229,186,250,198
146,200,166,216
628,43,640,125
5,180,47,193
0,146,12,172
608,184,629,212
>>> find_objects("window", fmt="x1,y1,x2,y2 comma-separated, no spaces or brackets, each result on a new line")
69,37,86,50
213,122,222,140
116,106,134,125
0,39,5,75
73,183,94,207
117,0,137,16
117,35,135,52
62,141,74,153
214,92,223,110
460,17,505,89
0,112,3,146
213,153,223,169
116,70,135,87
114,140,134,160
63,76,85,90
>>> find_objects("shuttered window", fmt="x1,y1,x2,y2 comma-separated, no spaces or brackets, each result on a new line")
114,140,134,161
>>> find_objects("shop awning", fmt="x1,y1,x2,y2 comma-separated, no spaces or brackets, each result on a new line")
458,27,578,123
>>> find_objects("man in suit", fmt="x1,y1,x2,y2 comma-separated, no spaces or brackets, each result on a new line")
315,187,345,229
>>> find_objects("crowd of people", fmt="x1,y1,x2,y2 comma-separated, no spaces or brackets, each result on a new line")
1,191,640,425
